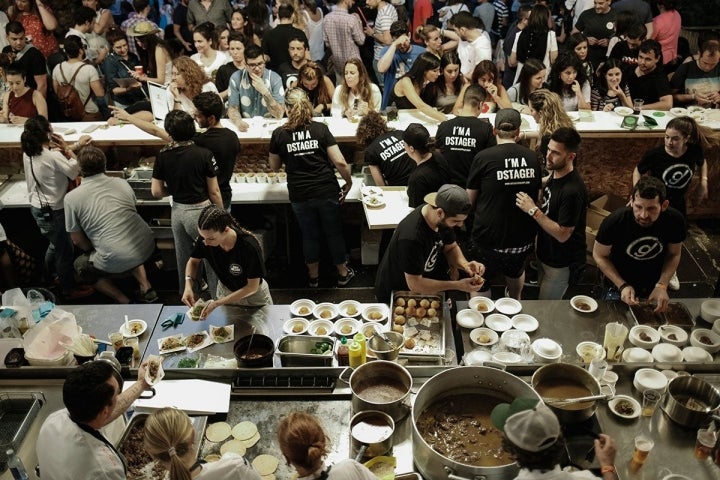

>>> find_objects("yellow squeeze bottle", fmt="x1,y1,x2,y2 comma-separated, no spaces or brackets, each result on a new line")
353,332,367,363
348,341,363,368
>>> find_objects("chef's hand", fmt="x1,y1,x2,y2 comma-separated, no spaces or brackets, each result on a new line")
648,286,669,313
620,284,640,307
339,181,352,204
594,434,616,467
515,191,537,213
201,299,220,319
463,261,485,278
456,276,483,294
136,361,152,389
181,287,195,307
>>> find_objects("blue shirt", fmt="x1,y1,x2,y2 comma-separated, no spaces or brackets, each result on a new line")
379,45,426,109
228,68,285,118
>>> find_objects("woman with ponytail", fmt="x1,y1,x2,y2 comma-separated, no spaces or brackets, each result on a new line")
144,408,261,480
404,122,451,208
269,88,355,288
181,205,272,318
278,412,376,480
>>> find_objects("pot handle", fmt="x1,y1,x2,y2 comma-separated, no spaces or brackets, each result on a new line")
443,466,485,480
337,367,352,385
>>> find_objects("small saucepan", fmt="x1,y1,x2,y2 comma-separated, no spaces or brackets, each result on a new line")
350,410,395,461
662,376,720,428
532,363,601,423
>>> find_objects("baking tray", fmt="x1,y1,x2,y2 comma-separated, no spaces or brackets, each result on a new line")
389,291,445,358
118,412,207,480
630,302,695,329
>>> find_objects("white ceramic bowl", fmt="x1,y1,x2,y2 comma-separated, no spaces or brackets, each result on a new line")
492,351,523,364
669,107,688,116
713,319,720,336
629,325,660,349
652,343,683,362
313,302,339,321
532,338,562,362
283,318,309,335
633,368,668,393
658,325,688,346
468,296,494,313
289,299,316,317
495,297,522,315
576,341,606,362
464,348,492,366
362,304,389,323
333,318,360,337
360,321,386,339
337,300,362,318
689,328,720,353
307,319,334,337
456,309,484,329
485,313,513,332
511,314,538,332
608,395,641,420
622,347,654,363
700,299,720,322
614,106,633,116
682,346,714,363
570,295,598,313
470,327,499,347
501,329,531,348
120,319,147,338
660,370,679,381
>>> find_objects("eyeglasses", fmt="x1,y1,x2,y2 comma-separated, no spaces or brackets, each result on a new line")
246,61,265,68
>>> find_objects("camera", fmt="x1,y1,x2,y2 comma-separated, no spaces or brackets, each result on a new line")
40,205,53,221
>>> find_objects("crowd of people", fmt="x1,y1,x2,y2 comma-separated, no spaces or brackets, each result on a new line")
0,0,719,306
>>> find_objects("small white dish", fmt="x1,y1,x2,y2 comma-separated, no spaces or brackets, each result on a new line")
290,299,316,317
614,106,633,116
658,325,688,346
501,329,531,348
532,338,562,362
652,343,683,363
362,304,389,323
313,302,339,321
464,348,492,366
713,318,720,336
307,319,334,337
485,313,513,332
690,328,720,354
337,300,362,318
622,347,654,363
456,309,484,329
361,186,383,196
495,297,522,315
568,111,580,121
669,107,688,117
660,369,679,381
629,325,660,349
682,346,713,363
362,195,386,208
511,314,538,332
468,296,494,313
576,341,605,362
470,327,499,347
360,321,385,339
571,295,598,313
283,318,309,335
492,351,523,364
633,368,668,393
687,105,706,114
608,395,641,420
700,299,720,322
334,318,360,337
120,319,147,338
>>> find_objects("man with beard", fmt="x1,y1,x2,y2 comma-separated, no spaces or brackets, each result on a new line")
277,36,310,90
444,12,492,77
2,21,47,97
515,127,587,300
593,176,685,312
571,0,616,67
626,39,673,110
374,185,485,302
377,21,426,108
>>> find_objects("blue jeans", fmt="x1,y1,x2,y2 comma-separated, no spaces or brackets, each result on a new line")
291,197,347,266
30,207,77,292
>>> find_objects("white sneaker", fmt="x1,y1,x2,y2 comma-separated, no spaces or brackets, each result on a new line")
668,272,680,291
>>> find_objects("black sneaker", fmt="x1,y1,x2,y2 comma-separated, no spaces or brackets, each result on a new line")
338,267,355,287
309,277,319,288
137,289,159,303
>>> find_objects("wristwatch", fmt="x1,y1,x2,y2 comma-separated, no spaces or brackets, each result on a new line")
527,207,538,217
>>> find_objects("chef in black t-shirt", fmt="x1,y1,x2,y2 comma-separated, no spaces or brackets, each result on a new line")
375,184,485,302
357,112,415,186
182,205,272,317
593,176,686,312
404,123,452,208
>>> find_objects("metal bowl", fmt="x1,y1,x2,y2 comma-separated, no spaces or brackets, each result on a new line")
367,331,404,361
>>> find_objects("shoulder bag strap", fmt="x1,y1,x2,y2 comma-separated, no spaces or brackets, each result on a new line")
66,63,94,107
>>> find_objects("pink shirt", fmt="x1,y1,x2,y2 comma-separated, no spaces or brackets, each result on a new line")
652,9,681,65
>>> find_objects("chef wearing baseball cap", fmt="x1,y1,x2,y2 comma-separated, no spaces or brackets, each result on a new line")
374,184,485,302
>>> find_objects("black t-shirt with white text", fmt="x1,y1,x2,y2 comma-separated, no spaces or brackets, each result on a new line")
436,116,497,187
277,62,300,90
364,130,415,186
153,143,218,204
375,206,456,302
269,121,339,203
191,229,266,291
467,143,541,248
537,169,588,267
407,153,451,208
595,206,686,295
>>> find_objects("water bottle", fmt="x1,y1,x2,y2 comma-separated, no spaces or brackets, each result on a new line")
6,449,29,480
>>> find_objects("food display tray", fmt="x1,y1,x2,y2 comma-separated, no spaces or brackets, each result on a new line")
276,335,336,367
389,291,446,358
629,302,695,329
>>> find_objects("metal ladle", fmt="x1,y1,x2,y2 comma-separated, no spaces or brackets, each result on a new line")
544,393,613,408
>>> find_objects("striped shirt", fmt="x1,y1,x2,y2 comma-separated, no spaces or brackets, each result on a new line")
373,3,398,59
323,7,366,76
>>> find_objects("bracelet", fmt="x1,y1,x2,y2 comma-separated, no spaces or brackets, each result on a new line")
532,209,542,219
655,282,667,290
702,176,708,180
618,282,631,293
185,275,194,281
600,465,616,474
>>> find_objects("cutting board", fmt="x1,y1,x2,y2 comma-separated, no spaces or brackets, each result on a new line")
128,380,231,414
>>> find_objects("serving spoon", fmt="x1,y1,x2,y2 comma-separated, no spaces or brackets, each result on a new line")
543,393,613,408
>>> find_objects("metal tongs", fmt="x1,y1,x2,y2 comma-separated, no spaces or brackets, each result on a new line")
373,326,397,349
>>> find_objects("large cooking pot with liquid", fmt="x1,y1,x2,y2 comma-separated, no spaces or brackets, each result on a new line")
349,360,413,422
532,363,600,423
411,366,541,480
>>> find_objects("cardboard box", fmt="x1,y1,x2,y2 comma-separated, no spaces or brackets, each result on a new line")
590,194,627,215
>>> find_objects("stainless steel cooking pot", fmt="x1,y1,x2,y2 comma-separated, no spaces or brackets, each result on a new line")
662,376,720,428
531,363,600,423
349,360,412,422
411,366,541,480
350,410,395,460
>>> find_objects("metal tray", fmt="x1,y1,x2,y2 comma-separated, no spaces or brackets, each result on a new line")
276,335,335,367
630,302,695,329
118,412,207,480
389,291,446,358
0,392,44,471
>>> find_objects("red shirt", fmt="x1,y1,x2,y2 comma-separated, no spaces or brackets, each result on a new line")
412,0,433,43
